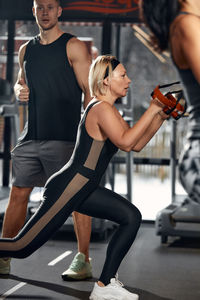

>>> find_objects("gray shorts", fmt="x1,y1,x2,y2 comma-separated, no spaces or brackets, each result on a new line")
11,140,74,187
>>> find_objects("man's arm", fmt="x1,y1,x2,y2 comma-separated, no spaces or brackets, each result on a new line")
67,38,92,108
14,42,30,102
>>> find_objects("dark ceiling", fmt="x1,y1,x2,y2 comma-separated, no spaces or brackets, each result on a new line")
0,0,140,22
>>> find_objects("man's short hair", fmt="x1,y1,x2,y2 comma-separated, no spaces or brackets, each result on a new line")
33,0,61,6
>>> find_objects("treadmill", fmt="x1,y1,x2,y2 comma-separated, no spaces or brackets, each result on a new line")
155,197,200,243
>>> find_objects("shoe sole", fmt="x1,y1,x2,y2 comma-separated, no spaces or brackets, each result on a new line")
61,274,92,281
89,292,139,300
0,270,10,276
89,295,127,300
0,272,10,279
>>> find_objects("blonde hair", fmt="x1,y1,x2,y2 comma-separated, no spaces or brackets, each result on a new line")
89,55,118,97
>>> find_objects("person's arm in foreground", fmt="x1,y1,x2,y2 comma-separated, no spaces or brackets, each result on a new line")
175,15,200,83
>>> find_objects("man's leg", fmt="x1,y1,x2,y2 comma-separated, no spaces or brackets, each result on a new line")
0,186,33,274
72,212,92,262
61,212,92,281
2,186,33,238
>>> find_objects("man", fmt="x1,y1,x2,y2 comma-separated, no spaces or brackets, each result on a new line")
0,0,92,281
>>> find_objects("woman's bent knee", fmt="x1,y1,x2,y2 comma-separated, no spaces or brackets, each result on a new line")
127,206,142,229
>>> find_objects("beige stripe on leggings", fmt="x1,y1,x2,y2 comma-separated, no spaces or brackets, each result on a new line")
0,173,89,251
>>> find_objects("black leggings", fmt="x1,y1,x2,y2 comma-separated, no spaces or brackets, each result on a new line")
0,185,141,285
77,187,141,284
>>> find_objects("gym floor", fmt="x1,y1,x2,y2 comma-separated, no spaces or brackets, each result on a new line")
0,223,200,300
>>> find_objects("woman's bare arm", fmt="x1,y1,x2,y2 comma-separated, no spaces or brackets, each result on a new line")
88,100,165,152
112,103,167,151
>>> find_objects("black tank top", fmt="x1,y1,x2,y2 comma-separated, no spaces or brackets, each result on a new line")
22,33,82,142
171,12,200,139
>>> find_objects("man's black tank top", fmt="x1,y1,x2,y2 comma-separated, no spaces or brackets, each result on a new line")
22,33,82,142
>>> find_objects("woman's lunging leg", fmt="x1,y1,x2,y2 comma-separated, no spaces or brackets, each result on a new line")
76,186,142,285
0,171,90,258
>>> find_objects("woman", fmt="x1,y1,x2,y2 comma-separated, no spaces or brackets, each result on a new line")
0,55,168,300
140,0,200,203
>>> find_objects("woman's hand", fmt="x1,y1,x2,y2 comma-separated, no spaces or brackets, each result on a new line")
150,98,170,120
150,97,166,109
158,110,170,120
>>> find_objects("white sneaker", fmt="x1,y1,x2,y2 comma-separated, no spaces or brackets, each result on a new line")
89,277,139,300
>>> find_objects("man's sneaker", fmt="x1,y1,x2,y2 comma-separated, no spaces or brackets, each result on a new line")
0,258,11,275
61,252,92,281
89,277,139,300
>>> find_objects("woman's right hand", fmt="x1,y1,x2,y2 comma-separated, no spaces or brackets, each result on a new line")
150,98,170,119
150,97,166,109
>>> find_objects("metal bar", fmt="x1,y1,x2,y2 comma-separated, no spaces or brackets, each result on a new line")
2,117,11,186
170,119,177,201
126,150,133,202
101,20,112,54
111,156,175,166
6,19,15,84
115,23,121,60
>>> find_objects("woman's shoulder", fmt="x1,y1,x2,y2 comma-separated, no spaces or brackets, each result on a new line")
89,99,112,109
87,100,114,119
170,13,200,45
175,13,200,34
